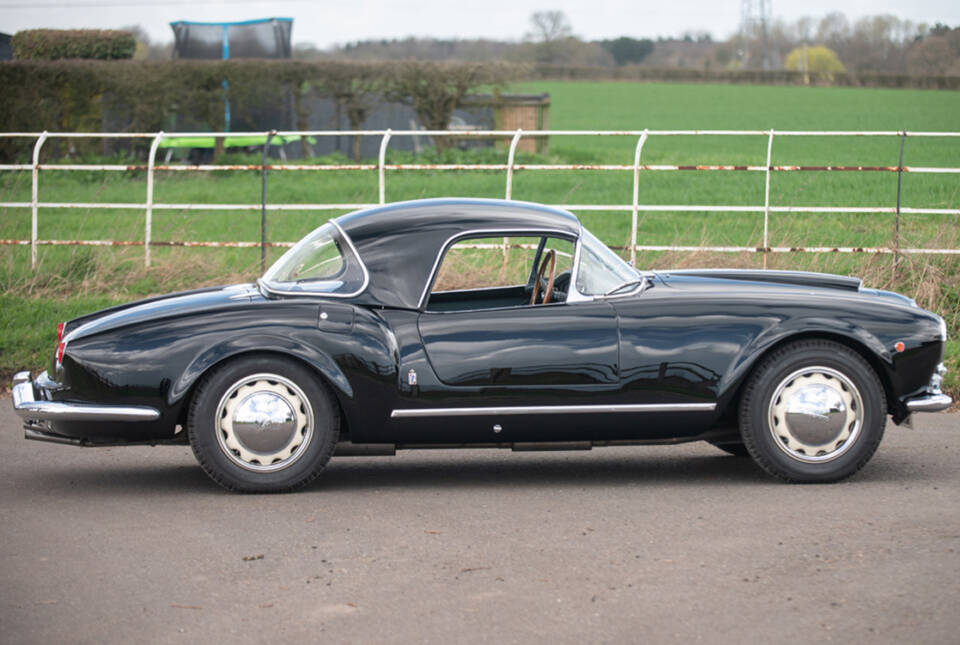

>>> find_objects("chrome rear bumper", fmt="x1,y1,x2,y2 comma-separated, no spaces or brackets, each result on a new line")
12,371,161,427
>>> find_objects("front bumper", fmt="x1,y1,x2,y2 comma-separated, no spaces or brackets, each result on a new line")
904,363,952,413
12,371,161,444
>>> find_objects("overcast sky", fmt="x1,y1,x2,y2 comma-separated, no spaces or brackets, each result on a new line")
2,0,958,48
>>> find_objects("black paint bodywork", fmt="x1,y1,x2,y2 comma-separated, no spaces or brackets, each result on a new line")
43,199,946,446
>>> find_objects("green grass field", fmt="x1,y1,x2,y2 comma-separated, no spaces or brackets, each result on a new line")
2,81,959,395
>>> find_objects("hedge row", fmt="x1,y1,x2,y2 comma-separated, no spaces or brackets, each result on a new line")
11,29,136,61
0,59,522,161
2,58,956,161
530,63,960,90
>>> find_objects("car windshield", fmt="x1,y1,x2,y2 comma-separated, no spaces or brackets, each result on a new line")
260,222,367,295
576,228,640,296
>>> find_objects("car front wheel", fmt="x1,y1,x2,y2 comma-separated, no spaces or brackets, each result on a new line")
739,340,886,483
188,355,339,493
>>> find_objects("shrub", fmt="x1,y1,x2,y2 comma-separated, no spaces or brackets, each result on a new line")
784,46,846,81
12,29,136,61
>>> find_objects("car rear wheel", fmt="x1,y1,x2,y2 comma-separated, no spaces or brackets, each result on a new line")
739,340,886,483
188,355,339,493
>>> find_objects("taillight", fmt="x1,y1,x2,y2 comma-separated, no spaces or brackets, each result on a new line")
56,322,66,367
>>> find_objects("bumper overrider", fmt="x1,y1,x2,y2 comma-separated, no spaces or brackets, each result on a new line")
12,371,160,445
904,363,952,413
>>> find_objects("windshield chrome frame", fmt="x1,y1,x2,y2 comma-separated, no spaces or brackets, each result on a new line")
568,224,646,303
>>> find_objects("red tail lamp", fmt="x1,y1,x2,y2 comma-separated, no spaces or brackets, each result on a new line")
56,322,66,366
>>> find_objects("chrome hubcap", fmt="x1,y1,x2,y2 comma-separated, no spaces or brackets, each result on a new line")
768,367,863,463
216,374,313,472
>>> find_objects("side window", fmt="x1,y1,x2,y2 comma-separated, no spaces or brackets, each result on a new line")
542,236,574,277
427,236,575,311
433,236,539,292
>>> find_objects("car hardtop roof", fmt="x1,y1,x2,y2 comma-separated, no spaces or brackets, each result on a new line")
331,198,582,310
335,198,582,238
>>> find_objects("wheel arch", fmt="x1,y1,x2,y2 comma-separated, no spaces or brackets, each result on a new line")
720,330,895,421
172,340,353,437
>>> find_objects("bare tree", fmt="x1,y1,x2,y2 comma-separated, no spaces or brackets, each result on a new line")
525,10,573,63
908,28,960,75
816,12,850,50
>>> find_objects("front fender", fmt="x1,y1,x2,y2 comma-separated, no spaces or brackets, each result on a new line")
170,333,353,407
717,317,890,404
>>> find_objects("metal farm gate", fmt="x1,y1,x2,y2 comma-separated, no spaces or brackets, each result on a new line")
1,129,958,269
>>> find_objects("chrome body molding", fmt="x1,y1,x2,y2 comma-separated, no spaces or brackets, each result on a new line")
390,402,717,419
13,372,161,423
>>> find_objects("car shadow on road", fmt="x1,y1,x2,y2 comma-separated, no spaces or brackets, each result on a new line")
22,448,944,496
25,462,214,496
317,452,773,492
315,449,946,492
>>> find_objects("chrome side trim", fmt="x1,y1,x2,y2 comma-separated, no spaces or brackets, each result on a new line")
905,393,952,413
13,376,160,422
390,402,716,418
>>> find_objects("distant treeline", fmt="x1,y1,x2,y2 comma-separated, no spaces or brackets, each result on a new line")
528,64,960,90
296,15,960,77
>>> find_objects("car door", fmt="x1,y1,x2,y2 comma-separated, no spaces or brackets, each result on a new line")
391,234,622,443
418,299,620,389
417,234,619,392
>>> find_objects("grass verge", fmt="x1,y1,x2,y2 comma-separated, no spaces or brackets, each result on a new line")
1,81,958,400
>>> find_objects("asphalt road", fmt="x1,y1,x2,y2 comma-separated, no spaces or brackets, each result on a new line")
1,404,958,645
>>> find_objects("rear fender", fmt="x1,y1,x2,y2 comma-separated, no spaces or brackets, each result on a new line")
170,333,352,407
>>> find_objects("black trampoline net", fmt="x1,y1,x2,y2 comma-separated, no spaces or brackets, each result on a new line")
171,18,292,59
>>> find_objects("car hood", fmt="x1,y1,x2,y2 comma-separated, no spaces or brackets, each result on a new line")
63,284,265,343
654,269,916,307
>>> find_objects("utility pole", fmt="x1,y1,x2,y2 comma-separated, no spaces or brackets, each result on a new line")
740,0,772,70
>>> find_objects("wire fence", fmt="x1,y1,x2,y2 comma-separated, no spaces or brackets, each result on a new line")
1,128,959,270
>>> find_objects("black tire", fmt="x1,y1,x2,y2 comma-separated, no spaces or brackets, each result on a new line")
188,355,339,493
709,441,751,457
739,340,886,483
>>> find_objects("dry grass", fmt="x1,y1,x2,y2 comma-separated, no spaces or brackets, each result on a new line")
1,245,257,301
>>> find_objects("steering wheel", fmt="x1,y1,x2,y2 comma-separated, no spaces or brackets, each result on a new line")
530,249,557,305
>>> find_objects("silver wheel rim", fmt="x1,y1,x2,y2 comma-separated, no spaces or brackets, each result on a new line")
215,373,314,472
767,366,863,464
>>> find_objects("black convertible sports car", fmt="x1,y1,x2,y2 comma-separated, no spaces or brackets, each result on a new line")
12,198,952,492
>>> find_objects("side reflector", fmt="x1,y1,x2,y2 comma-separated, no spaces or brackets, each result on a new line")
894,341,905,353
